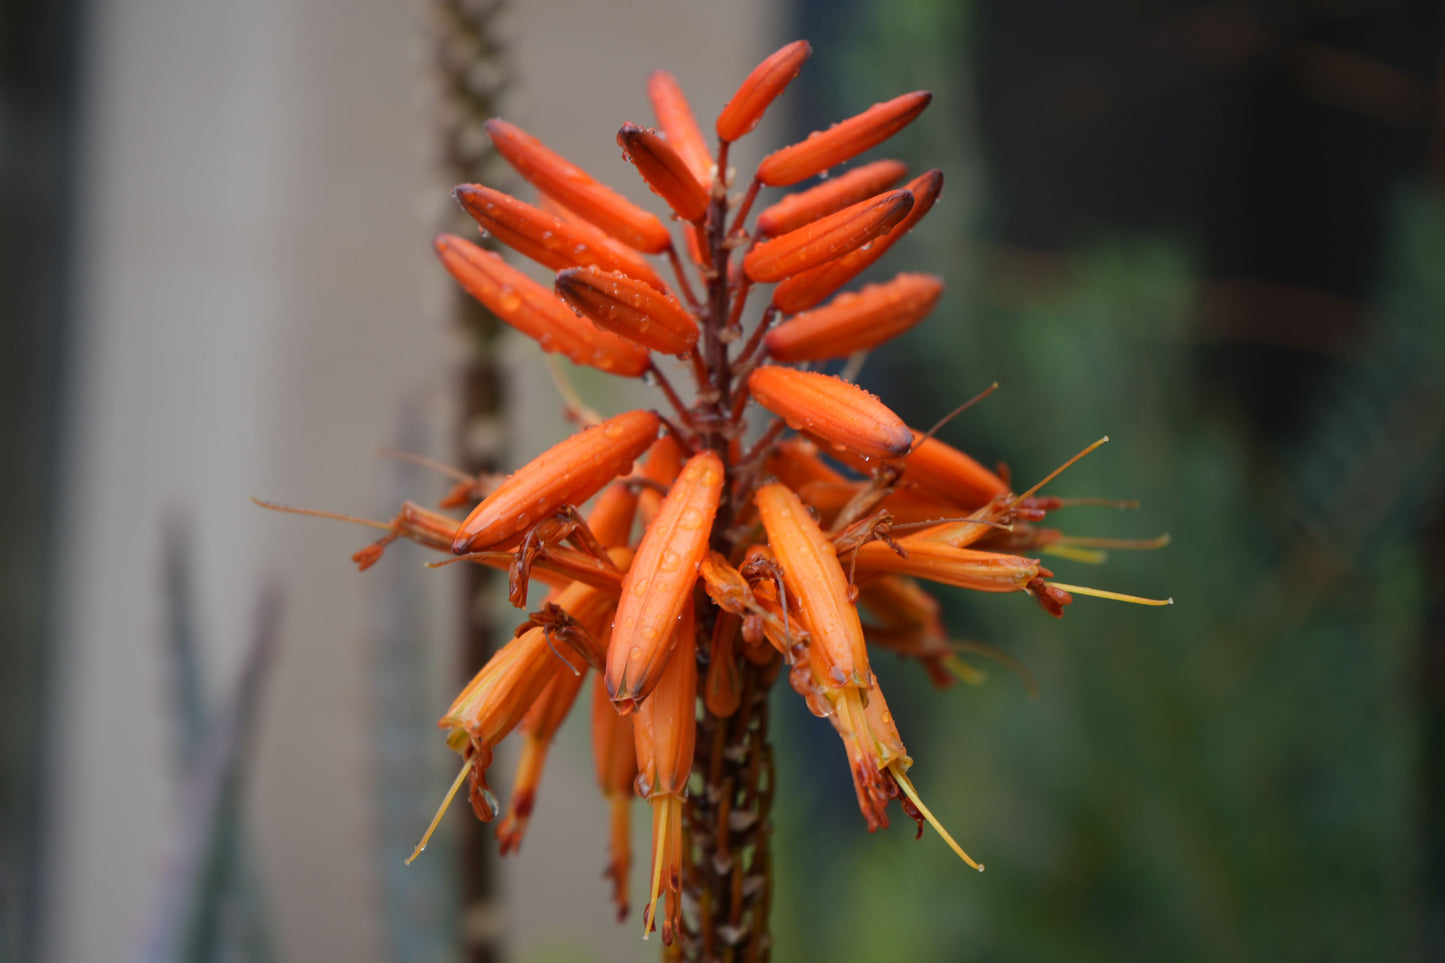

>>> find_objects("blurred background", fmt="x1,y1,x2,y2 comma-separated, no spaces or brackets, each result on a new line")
3,1,1442,962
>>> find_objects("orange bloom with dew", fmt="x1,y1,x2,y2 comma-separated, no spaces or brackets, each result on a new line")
261,38,1171,956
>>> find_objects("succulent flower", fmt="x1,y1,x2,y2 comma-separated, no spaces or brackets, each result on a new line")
262,38,1171,956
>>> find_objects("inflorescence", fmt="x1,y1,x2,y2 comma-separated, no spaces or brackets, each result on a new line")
261,38,1170,951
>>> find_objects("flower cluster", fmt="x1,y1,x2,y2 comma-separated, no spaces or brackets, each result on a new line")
265,39,1169,951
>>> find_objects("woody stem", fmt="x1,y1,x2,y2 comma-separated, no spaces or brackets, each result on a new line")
679,140,773,961
683,661,775,962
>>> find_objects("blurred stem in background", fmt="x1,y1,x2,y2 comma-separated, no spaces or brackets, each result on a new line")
430,2,510,960
0,1,82,960
775,1,1444,960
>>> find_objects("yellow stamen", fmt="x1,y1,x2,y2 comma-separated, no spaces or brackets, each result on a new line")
642,795,671,940
1056,533,1171,550
1046,582,1174,606
1041,544,1108,565
888,763,984,872
405,758,471,865
250,497,394,534
1010,436,1109,506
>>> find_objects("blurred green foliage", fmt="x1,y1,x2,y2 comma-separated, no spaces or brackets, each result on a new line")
768,3,1442,960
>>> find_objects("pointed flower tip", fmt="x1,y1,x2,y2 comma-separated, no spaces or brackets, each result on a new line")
755,158,909,237
748,366,912,461
616,122,710,222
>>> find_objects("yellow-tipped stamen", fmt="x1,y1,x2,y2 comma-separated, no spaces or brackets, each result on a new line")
642,796,671,940
373,447,474,483
888,763,984,872
1056,533,1172,550
405,758,471,865
1046,582,1174,606
1009,436,1109,507
250,497,394,533
544,355,603,428
1041,544,1109,565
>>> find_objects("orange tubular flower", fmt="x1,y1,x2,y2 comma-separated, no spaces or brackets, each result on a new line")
715,39,812,143
646,69,713,185
755,482,871,690
453,184,667,290
772,168,944,314
555,266,699,356
747,366,913,461
852,537,1043,594
496,665,589,854
452,409,659,553
434,234,651,377
270,38,1168,954
742,188,913,284
607,450,723,710
591,674,637,920
764,272,943,361
618,124,710,223
756,90,933,187
439,578,614,821
633,607,696,944
755,158,908,237
485,118,672,253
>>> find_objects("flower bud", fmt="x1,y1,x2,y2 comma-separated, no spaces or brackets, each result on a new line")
453,410,659,553
755,158,907,237
756,91,932,187
434,234,650,377
715,39,811,143
747,366,912,462
743,189,913,284
486,118,671,253
555,266,699,356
